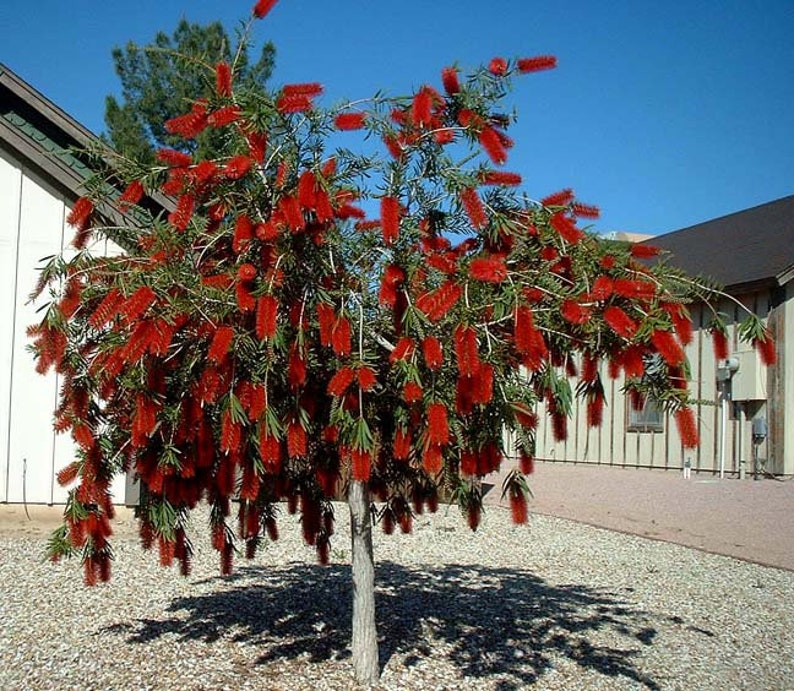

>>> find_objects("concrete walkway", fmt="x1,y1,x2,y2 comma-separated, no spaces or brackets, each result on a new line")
485,461,794,571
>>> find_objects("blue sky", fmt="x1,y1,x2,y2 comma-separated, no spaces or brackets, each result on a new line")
2,0,792,236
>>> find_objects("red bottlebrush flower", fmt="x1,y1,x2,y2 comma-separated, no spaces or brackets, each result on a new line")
330,316,352,357
334,112,366,130
460,187,488,230
710,327,729,361
755,330,776,366
379,263,406,307
587,392,604,427
411,87,433,127
402,381,423,404
426,403,449,445
479,126,508,165
276,93,313,114
510,491,528,525
613,279,656,301
380,195,400,245
351,448,371,481
481,170,522,186
67,196,93,237
472,364,494,405
328,367,356,396
675,406,699,448
356,366,377,391
164,110,207,138
422,336,443,370
287,420,307,458
651,329,685,366
118,180,144,211
287,346,307,389
390,337,415,363
488,57,508,75
253,0,278,18
259,429,282,472
233,215,254,253
434,128,455,145
519,452,534,475
223,155,252,180
237,263,257,282
560,299,591,325
256,295,279,340
600,255,616,270
551,411,568,442
168,194,195,231
202,273,234,290
246,131,268,162
208,326,234,363
297,170,317,209
236,282,256,312
88,288,123,329
630,243,662,259
215,61,232,97
423,445,444,475
517,55,557,73
441,66,460,94
550,212,584,244
393,428,412,460
603,306,638,339
541,188,574,207
621,345,646,379
570,201,600,219
591,275,614,301
317,303,336,346
470,255,508,283
466,502,481,531
280,195,306,231
454,325,480,377
668,306,693,346
459,449,477,476
156,148,192,168
208,105,241,128
120,286,156,324
56,462,80,487
281,83,322,99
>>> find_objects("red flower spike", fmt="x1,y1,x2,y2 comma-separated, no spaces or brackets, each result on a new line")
422,336,443,370
283,82,323,97
591,275,614,301
297,170,317,209
67,197,94,241
118,180,144,211
630,244,662,259
426,403,450,445
390,337,415,364
223,155,252,180
215,62,232,97
434,128,456,145
316,303,336,346
402,381,423,404
330,316,352,357
470,255,508,283
517,55,557,73
460,187,488,230
208,105,241,128
287,420,307,458
233,216,254,253
755,331,776,366
252,0,278,19
510,491,528,525
479,127,508,165
711,328,729,361
168,194,195,231
256,295,279,340
327,367,356,397
380,196,400,245
208,326,235,363
411,87,433,128
287,346,307,389
454,325,480,377
334,112,366,130
423,445,444,475
600,255,616,270
551,411,568,442
675,407,699,448
441,66,460,94
120,286,157,324
651,329,685,367
488,57,508,76
550,212,584,244
541,189,574,207
519,452,534,475
156,148,192,168
356,367,377,392
393,428,412,460
351,449,371,482
481,171,522,186
603,306,638,339
379,263,406,307
561,300,591,325
236,283,256,312
587,393,604,427
276,94,313,114
246,131,268,162
668,306,693,346
88,289,124,329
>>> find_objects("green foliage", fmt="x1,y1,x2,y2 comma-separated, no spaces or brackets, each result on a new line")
104,18,275,163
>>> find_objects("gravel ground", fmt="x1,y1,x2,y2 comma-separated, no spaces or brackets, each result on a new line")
1,504,793,691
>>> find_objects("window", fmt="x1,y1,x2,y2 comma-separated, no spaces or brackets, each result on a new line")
627,396,664,432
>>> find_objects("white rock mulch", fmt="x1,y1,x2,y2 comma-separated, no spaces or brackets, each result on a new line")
1,504,792,690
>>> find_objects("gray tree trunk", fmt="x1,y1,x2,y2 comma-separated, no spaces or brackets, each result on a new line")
348,480,380,685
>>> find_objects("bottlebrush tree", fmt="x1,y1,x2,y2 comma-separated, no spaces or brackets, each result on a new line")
30,1,774,684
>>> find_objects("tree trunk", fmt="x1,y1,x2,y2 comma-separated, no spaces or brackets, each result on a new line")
348,480,380,685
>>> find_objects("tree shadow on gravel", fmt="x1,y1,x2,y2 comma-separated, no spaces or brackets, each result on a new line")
104,561,662,689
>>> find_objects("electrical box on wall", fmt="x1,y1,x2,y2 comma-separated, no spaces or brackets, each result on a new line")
732,350,767,401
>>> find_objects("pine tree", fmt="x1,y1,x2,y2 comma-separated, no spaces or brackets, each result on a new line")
32,1,774,684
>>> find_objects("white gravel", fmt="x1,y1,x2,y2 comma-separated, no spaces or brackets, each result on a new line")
1,503,792,690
